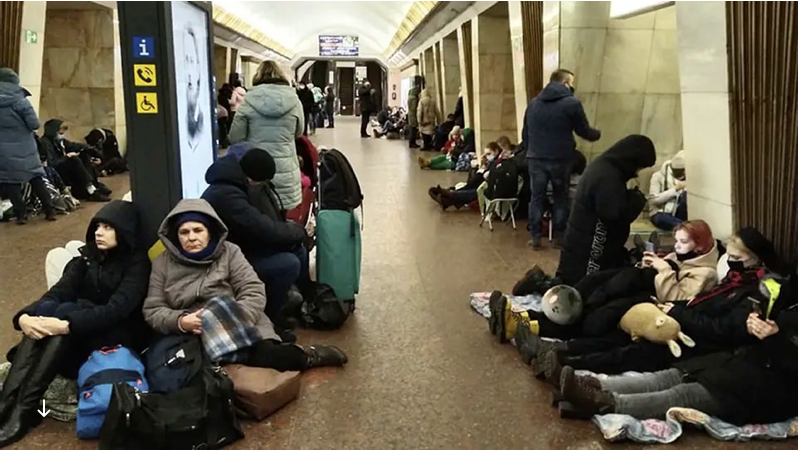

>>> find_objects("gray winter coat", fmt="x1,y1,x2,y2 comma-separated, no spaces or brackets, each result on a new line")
142,198,280,342
0,69,44,183
229,81,304,209
407,86,420,127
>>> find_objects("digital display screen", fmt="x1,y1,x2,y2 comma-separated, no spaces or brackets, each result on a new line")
319,35,359,57
171,1,215,199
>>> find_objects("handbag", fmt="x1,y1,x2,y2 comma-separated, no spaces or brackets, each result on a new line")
99,365,243,450
142,334,204,394
224,364,301,421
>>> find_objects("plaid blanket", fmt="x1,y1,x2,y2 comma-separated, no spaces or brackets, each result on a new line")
200,296,262,364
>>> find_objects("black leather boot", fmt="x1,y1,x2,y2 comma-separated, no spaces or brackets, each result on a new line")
0,338,43,424
0,336,68,448
304,345,348,368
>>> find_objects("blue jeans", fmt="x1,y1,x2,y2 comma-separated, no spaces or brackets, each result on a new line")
248,246,310,325
449,188,477,206
650,194,687,231
528,159,570,239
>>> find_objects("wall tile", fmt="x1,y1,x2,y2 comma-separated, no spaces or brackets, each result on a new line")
500,94,518,132
687,194,734,238
599,29,654,94
477,16,511,55
43,47,88,88
592,93,645,155
559,27,607,93
675,1,728,93
39,88,92,126
87,9,115,49
90,88,116,129
645,30,681,94
560,1,610,29
542,1,561,31
608,11,656,30
44,11,87,48
679,92,732,205
641,94,683,158
89,48,116,88
655,6,677,30
542,28,560,79
480,94,503,130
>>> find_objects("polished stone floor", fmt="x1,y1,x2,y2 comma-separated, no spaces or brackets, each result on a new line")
0,118,790,449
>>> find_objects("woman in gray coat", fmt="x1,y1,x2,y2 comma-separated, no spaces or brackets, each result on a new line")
229,61,304,210
142,199,347,371
0,68,56,224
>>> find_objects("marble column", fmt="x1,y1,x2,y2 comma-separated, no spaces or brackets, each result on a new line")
422,46,439,114
456,22,474,128
676,1,733,238
542,1,561,81
213,44,231,88
472,13,516,155
40,6,116,143
508,1,527,140
432,40,444,114
439,35,460,118
18,0,47,113
112,8,126,155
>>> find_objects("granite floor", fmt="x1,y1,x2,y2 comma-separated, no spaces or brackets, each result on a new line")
0,118,790,449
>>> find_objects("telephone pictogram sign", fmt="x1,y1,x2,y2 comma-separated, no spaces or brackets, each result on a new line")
136,93,158,114
134,64,157,87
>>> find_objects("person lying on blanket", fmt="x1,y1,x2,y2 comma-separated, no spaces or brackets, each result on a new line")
557,269,798,426
488,221,720,352
521,228,786,385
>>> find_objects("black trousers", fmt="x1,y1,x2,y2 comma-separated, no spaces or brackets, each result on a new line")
1,176,54,219
408,126,419,146
559,330,674,375
246,339,308,372
55,157,96,200
326,106,335,127
360,112,370,136
421,133,433,149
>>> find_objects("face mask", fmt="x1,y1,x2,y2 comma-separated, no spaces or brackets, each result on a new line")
56,133,65,141
568,85,575,94
486,155,495,163
676,251,698,262
728,260,746,273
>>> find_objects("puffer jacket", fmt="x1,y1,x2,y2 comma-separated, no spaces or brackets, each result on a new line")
0,68,45,183
142,199,280,342
229,79,304,209
654,245,719,301
417,88,439,135
648,160,684,217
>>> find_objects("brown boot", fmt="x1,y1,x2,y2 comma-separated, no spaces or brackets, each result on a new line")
532,348,563,387
417,156,430,169
559,366,615,418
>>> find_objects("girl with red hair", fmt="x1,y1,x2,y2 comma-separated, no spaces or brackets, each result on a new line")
642,219,719,301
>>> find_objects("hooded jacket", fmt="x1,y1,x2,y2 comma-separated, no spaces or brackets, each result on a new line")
648,157,684,217
201,155,305,256
229,81,304,209
417,88,439,135
522,81,601,160
0,68,44,183
142,199,279,342
38,118,88,168
654,245,719,301
556,135,656,285
12,201,152,351
297,86,316,115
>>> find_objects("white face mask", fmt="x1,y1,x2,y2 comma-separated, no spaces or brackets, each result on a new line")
673,229,696,255
56,133,65,141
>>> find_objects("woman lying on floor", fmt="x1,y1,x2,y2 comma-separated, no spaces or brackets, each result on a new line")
558,268,798,425
521,228,784,385
0,201,151,447
142,199,347,372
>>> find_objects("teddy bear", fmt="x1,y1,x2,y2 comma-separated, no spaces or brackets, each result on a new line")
619,303,695,357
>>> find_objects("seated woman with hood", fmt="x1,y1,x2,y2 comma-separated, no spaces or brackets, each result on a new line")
491,220,718,349
648,150,687,231
142,199,347,373
556,135,656,286
527,228,780,386
558,266,798,425
0,201,151,447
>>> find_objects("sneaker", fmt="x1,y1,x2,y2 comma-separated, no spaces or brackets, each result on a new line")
44,211,57,222
88,192,112,202
514,321,541,365
305,345,348,368
512,265,548,296
15,215,27,225
527,238,542,250
487,291,507,341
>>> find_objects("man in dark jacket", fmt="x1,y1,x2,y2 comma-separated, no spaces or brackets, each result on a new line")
201,149,307,330
38,119,110,201
297,83,315,136
359,81,375,138
556,134,655,286
523,69,601,248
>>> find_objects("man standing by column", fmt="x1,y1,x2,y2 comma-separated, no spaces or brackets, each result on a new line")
359,81,374,138
523,69,601,249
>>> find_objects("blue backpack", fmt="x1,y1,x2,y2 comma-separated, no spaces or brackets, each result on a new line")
77,346,148,439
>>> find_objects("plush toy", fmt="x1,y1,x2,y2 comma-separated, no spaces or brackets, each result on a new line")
620,303,695,357
542,285,583,325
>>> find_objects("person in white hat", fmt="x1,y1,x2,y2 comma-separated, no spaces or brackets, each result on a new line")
648,150,687,231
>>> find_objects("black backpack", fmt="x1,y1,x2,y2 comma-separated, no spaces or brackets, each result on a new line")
485,159,520,200
319,148,363,211
142,335,205,394
299,282,353,330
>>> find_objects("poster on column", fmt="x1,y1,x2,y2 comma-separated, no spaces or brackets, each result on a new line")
171,0,214,199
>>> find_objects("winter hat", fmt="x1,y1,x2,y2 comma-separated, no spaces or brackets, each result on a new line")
737,227,783,273
173,211,212,231
0,67,20,85
239,148,276,182
172,211,218,261
671,151,686,170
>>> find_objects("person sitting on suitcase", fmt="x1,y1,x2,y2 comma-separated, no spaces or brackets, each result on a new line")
141,199,347,372
201,148,310,338
0,201,152,447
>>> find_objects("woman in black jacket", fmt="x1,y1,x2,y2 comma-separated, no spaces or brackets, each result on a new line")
556,135,656,286
559,270,798,425
0,200,151,447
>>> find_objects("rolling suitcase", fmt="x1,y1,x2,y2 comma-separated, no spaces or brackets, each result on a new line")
316,209,361,300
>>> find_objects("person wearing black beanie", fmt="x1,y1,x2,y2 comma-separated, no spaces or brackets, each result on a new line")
202,148,308,338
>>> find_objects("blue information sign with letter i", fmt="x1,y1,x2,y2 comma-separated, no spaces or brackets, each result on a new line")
133,36,155,59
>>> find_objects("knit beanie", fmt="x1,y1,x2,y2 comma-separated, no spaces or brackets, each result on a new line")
239,149,276,182
671,151,686,170
172,212,218,261
174,211,212,230
737,227,783,273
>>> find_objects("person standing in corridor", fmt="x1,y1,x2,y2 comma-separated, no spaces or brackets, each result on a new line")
359,81,375,138
523,69,601,249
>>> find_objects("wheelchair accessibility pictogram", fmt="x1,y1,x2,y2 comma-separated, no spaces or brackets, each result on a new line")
136,92,158,114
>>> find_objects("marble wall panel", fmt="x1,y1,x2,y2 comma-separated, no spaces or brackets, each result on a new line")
593,93,645,157
558,27,606,93
560,1,610,29
688,194,734,238
39,87,92,127
675,1,728,94
599,29,654,94
655,6,677,30
608,12,656,30
542,1,561,31
441,38,460,115
641,94,683,159
645,30,681,94
542,28,561,79
89,88,116,128
19,1,47,113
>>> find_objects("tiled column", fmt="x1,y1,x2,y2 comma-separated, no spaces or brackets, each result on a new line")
213,44,231,88
439,35,460,118
676,1,733,238
18,0,47,113
472,13,516,154
542,1,560,81
456,22,474,128
112,8,127,155
422,46,439,113
508,1,528,140
432,41,444,114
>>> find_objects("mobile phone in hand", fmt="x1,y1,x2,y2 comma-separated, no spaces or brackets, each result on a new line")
644,242,655,252
748,296,764,319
